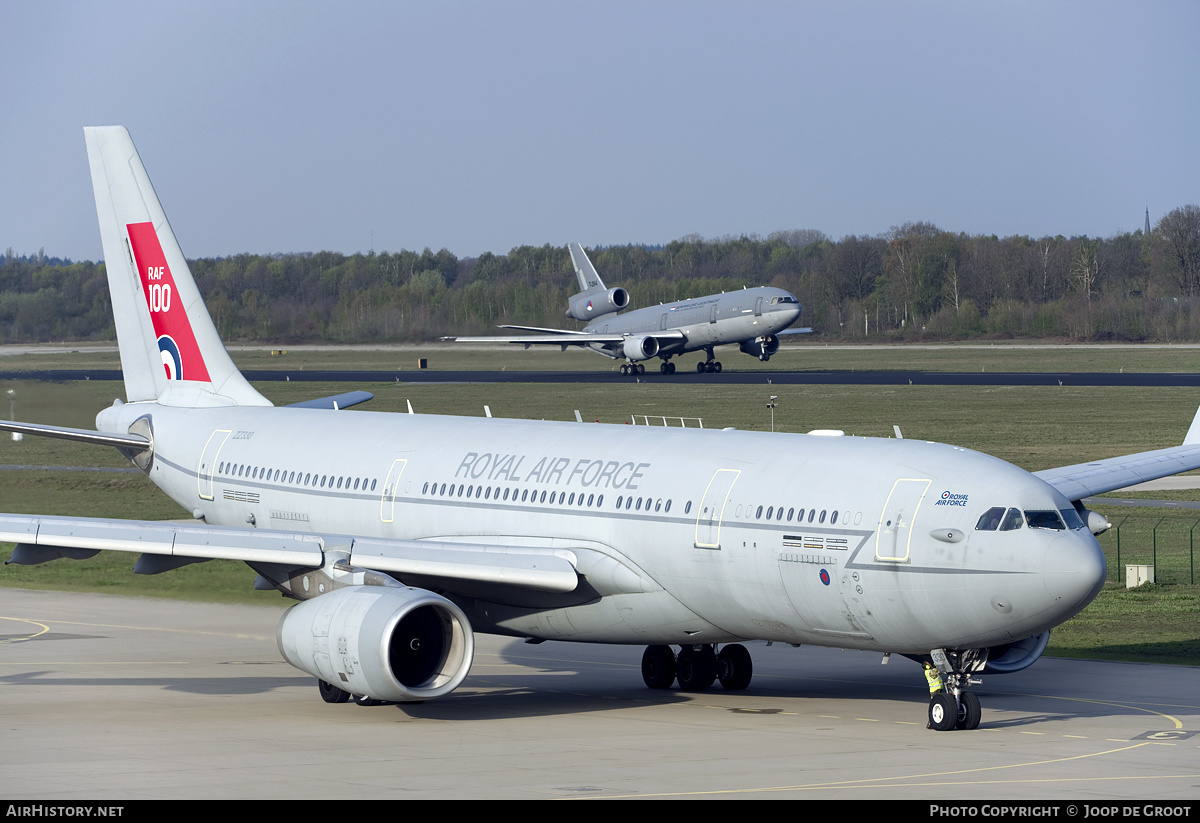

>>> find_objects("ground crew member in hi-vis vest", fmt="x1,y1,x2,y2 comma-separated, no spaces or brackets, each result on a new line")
924,662,945,728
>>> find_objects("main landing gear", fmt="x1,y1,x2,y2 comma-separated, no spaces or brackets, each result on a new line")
926,649,983,731
640,644,753,691
696,347,722,373
620,362,645,376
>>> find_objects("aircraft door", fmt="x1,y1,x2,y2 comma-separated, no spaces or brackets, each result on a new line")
380,458,407,523
196,429,231,501
754,296,763,316
694,469,740,549
875,478,931,561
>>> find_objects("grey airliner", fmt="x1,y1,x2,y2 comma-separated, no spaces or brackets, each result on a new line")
445,243,807,375
3,127,1197,730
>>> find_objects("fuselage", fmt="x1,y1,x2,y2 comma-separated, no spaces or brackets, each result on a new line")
99,400,1106,655
583,286,800,358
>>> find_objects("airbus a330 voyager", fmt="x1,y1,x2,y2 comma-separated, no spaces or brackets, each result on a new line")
444,243,808,375
4,127,1197,730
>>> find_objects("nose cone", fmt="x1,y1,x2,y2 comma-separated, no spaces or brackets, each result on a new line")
1041,531,1107,624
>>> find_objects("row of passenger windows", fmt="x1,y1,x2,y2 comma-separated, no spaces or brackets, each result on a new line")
219,461,379,493
420,481,683,514
220,463,856,530
732,502,861,526
975,506,1085,532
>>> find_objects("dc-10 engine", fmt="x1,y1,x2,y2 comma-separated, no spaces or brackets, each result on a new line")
567,287,629,321
977,631,1049,674
277,585,474,702
621,333,660,362
739,334,780,360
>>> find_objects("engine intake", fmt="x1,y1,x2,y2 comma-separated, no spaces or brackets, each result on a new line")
567,287,629,321
622,333,660,361
979,631,1049,674
277,585,474,702
739,334,780,359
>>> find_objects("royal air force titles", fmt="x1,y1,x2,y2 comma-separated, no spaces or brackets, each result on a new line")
455,452,650,491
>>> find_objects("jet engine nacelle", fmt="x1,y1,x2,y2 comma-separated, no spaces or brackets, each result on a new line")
567,287,629,321
739,334,781,359
277,585,474,702
622,333,660,362
978,631,1049,674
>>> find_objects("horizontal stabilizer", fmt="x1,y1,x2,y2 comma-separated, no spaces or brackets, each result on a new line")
286,391,374,410
0,419,148,450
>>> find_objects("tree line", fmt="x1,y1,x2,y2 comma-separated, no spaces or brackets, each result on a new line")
3,205,1200,344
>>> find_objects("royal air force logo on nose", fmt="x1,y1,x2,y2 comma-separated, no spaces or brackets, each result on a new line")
158,335,183,380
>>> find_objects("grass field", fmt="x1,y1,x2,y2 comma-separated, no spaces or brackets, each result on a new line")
2,342,1199,664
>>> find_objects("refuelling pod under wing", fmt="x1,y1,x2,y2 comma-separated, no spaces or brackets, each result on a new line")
567,287,629,321
277,585,474,702
739,334,780,359
621,333,660,362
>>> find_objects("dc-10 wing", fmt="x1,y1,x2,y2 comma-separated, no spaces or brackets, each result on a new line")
0,514,579,594
444,327,686,350
1036,405,1200,500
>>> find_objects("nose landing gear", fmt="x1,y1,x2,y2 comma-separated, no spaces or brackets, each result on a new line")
926,648,985,731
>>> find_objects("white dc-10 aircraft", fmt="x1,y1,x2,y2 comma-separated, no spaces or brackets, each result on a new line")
444,242,809,375
5,127,1200,731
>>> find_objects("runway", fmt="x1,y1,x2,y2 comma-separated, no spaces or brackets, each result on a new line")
8,368,1200,387
1,589,1197,800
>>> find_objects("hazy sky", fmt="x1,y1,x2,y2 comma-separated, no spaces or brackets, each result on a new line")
3,1,1197,263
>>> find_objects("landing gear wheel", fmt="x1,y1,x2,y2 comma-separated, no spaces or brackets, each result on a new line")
353,694,384,707
318,679,350,704
641,645,677,689
714,361,722,373
928,693,957,731
620,364,629,376
660,362,670,374
955,691,981,730
676,646,717,691
697,361,706,373
717,644,753,690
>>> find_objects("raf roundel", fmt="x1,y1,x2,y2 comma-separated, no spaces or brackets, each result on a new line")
158,334,183,380
819,568,831,586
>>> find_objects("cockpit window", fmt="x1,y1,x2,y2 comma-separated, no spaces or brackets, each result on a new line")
1025,510,1066,530
999,508,1024,531
1059,508,1086,530
975,507,1005,531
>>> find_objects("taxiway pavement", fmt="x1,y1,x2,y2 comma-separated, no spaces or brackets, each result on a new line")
1,589,1197,800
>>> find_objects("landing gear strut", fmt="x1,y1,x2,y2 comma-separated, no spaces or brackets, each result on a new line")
639,644,753,691
926,649,985,731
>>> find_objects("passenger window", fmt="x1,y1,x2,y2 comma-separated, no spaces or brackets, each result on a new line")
976,507,1004,531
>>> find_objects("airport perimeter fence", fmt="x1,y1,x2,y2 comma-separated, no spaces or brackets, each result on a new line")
1094,516,1198,585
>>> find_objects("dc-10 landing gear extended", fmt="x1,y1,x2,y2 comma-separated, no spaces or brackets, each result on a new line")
696,347,722,374
640,643,753,691
926,648,983,731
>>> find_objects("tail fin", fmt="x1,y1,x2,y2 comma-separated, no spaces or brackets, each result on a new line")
565,243,628,321
568,242,607,294
84,127,270,407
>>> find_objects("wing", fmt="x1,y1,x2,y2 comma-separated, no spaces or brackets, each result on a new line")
443,327,687,350
1036,404,1200,500
0,514,579,594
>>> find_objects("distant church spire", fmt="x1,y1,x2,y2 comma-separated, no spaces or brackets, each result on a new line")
1145,207,1151,235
